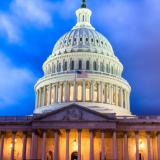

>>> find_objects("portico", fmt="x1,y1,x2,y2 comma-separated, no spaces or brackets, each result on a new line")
0,104,160,160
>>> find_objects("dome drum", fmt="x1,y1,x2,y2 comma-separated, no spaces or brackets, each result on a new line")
34,4,132,116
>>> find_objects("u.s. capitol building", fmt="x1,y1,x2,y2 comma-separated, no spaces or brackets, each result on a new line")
0,1,160,160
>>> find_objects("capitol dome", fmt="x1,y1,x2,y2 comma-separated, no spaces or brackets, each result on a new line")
34,1,131,116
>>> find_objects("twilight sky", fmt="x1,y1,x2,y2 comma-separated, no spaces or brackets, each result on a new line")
0,0,160,116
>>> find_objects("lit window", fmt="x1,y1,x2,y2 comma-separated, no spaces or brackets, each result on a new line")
58,84,61,103
62,84,65,102
118,88,121,106
45,87,49,106
77,83,82,101
70,83,74,101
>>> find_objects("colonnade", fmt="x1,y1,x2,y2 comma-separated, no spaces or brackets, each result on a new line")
36,81,130,110
0,130,159,160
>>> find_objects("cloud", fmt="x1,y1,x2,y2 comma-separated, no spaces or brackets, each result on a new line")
0,13,20,42
11,0,53,27
0,53,37,107
0,0,54,43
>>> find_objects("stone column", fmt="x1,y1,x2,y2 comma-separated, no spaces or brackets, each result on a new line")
66,130,70,160
53,130,59,160
74,80,77,102
112,130,117,160
91,81,94,102
135,131,139,160
101,130,105,160
89,130,94,160
124,132,128,160
98,82,101,102
30,130,37,159
39,88,42,107
146,132,151,160
59,83,62,103
0,131,4,160
10,132,16,160
56,83,58,103
157,132,160,160
35,91,38,108
121,88,123,108
43,86,46,106
78,129,82,160
110,84,113,104
82,80,86,102
22,131,27,160
64,81,67,102
42,130,47,160
49,84,52,105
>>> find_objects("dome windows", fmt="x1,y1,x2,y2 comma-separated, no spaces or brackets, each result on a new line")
79,60,82,70
63,61,67,71
70,60,74,70
93,61,97,71
86,61,90,70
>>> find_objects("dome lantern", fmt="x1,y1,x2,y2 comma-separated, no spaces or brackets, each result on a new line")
72,0,95,30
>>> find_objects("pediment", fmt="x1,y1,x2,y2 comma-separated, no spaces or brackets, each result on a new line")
33,104,116,122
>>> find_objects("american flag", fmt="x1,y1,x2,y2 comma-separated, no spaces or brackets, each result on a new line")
76,71,88,78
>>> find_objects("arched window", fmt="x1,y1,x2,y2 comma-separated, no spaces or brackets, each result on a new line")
70,61,74,70
64,61,67,71
106,64,109,73
53,64,55,73
79,60,82,70
57,63,61,72
93,61,97,71
111,66,114,74
100,62,104,72
86,61,90,70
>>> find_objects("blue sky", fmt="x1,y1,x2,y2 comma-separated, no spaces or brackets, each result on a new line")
0,0,160,116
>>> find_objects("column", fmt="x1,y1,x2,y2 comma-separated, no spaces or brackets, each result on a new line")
110,84,113,104
56,83,58,103
53,130,59,160
98,82,101,102
30,130,37,159
135,131,139,160
121,88,123,108
42,130,47,160
59,83,62,103
39,88,42,107
74,80,77,101
35,91,38,108
112,130,117,160
66,130,70,160
0,131,4,160
124,132,128,160
101,130,105,160
49,84,52,105
91,81,94,102
147,132,151,160
22,131,27,160
89,130,94,160
64,81,67,102
116,86,119,106
157,132,160,160
82,80,86,102
78,129,82,160
10,131,16,160
43,86,46,106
